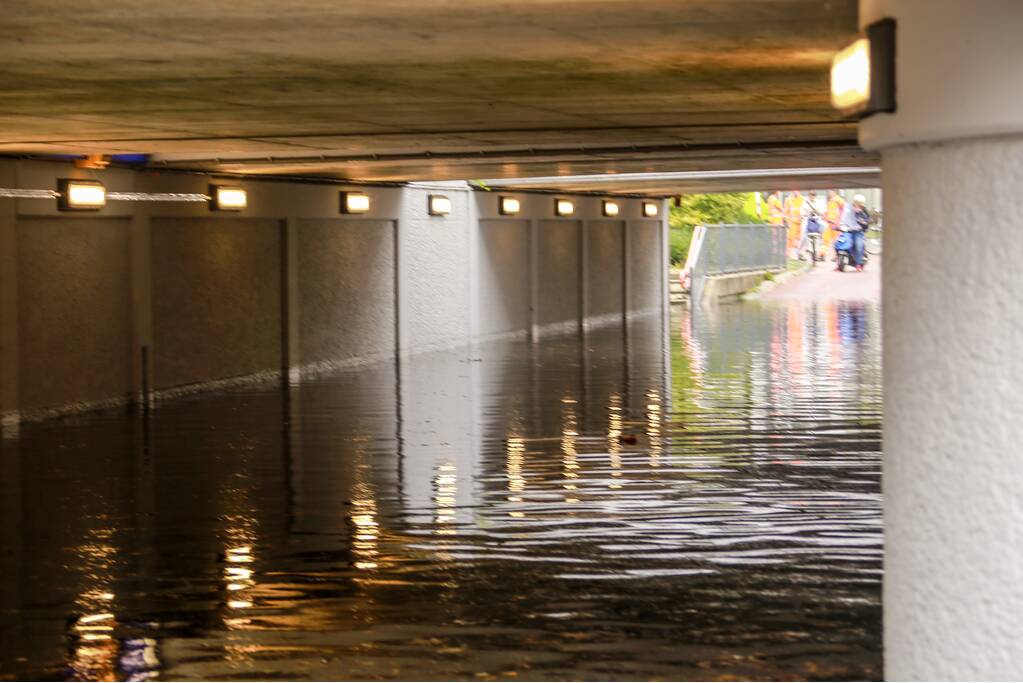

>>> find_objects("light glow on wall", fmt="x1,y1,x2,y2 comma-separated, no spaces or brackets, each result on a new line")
499,196,521,216
830,18,895,118
209,185,247,211
340,191,371,214
555,198,574,217
602,200,620,217
58,179,106,211
428,194,451,216
831,38,871,113
642,201,658,218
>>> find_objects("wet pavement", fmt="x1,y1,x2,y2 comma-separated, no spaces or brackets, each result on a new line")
765,257,880,303
0,294,882,681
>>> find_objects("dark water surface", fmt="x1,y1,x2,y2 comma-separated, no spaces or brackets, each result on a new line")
0,301,882,681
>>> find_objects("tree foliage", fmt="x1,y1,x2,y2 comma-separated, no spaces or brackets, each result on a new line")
668,192,761,264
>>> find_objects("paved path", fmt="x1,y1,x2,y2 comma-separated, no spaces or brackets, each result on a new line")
764,257,880,303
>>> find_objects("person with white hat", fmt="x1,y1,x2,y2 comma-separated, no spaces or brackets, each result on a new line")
838,194,871,271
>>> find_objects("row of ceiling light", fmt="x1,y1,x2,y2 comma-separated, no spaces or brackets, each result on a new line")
53,178,660,219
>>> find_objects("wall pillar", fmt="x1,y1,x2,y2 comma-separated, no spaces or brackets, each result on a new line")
128,210,154,408
528,218,539,342
281,217,301,381
0,162,19,431
579,220,590,334
858,1,1023,678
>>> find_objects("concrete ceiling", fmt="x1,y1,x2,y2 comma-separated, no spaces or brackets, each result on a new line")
0,0,875,191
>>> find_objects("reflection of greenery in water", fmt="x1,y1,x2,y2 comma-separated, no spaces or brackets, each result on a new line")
671,301,883,437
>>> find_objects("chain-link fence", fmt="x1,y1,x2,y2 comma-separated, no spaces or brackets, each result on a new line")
688,224,786,304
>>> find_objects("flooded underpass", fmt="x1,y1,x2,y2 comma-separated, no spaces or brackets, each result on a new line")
0,298,882,681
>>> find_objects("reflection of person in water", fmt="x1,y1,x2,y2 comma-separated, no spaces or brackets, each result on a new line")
838,302,867,345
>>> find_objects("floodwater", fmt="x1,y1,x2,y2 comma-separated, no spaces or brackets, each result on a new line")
0,300,882,681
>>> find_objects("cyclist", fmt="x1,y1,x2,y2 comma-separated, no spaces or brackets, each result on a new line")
838,194,870,271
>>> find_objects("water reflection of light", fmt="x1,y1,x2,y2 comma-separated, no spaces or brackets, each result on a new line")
607,394,623,489
506,436,527,517
646,389,663,467
221,515,258,633
433,460,458,534
561,398,579,502
350,481,380,570
68,525,123,681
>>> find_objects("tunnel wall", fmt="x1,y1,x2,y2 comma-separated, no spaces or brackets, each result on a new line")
296,218,396,369
536,219,581,332
150,217,283,390
16,217,132,413
0,159,667,424
477,218,531,338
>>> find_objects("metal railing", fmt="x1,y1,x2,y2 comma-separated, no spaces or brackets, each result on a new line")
685,224,786,304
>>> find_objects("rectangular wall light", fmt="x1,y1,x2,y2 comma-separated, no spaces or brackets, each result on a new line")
57,178,106,211
831,17,896,118
209,185,247,211
428,194,451,216
642,201,659,217
499,196,521,216
555,198,575,217
602,200,620,217
340,191,371,214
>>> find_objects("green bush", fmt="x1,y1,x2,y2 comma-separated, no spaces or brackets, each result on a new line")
668,192,761,265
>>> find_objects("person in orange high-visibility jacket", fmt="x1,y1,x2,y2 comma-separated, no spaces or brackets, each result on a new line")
784,191,804,255
767,191,785,226
824,190,846,252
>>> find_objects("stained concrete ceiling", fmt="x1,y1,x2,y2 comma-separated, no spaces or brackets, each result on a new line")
0,0,875,192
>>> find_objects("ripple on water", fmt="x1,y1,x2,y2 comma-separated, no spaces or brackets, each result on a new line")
0,300,881,681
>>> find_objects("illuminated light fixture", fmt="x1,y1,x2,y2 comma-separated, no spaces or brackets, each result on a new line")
340,191,371,214
831,17,896,118
498,196,521,216
57,178,106,211
428,194,451,216
554,198,575,217
642,201,659,218
208,184,247,211
602,200,620,217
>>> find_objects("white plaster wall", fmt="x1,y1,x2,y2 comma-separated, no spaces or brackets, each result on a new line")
883,134,1023,680
401,187,472,351
859,0,1023,150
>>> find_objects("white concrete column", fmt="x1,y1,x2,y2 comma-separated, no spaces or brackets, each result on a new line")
0,162,19,431
858,1,1023,679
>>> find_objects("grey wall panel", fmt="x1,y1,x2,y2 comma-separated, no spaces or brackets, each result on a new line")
537,219,581,327
404,191,471,349
151,217,281,389
586,220,624,318
297,219,395,365
629,220,661,313
478,219,530,336
17,217,131,412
